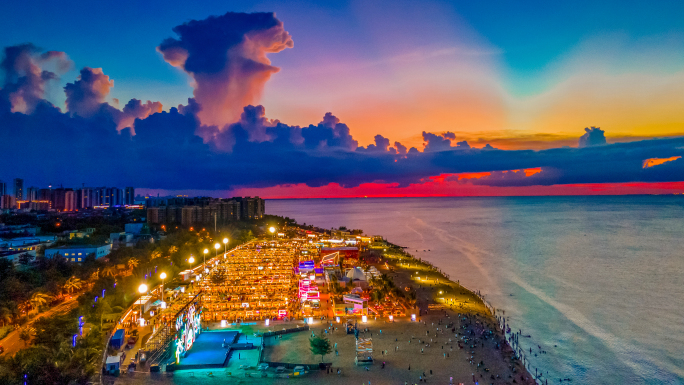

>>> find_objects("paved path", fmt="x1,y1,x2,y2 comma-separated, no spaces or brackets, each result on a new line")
0,297,80,356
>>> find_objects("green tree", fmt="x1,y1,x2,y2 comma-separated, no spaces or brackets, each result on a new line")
19,327,31,346
309,335,332,362
0,307,12,326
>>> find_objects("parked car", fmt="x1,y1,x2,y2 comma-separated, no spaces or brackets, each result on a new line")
127,335,138,348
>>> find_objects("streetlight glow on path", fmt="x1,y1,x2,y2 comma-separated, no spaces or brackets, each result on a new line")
160,272,167,308
138,283,148,326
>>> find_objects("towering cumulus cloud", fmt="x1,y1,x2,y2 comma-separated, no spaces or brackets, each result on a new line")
158,12,293,129
0,44,71,113
64,67,114,118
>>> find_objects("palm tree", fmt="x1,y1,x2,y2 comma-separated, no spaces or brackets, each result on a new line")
127,258,139,270
102,266,116,277
63,276,83,294
30,292,53,310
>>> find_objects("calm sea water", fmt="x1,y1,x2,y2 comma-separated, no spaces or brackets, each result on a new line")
267,196,684,384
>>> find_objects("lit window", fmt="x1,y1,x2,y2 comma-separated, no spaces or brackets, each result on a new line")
78,253,82,256
78,258,82,262
71,258,75,262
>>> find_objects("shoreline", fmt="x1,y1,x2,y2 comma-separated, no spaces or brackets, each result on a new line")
375,241,538,384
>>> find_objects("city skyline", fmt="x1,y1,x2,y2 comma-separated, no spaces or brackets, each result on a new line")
1,1,684,197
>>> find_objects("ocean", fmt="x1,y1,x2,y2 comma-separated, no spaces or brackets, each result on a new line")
267,196,684,384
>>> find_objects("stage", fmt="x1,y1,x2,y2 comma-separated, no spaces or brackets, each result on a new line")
175,330,239,370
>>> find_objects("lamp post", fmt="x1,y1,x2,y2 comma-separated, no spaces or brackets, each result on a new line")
223,238,229,256
189,256,195,265
203,248,208,269
214,243,220,259
160,272,167,308
138,283,148,326
269,226,276,240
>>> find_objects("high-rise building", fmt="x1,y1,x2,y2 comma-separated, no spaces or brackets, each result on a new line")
95,187,106,206
235,196,265,220
0,181,6,196
51,188,67,211
105,187,123,206
1,195,16,209
65,190,77,211
13,178,23,200
124,187,135,205
38,188,51,202
80,188,94,208
26,187,38,201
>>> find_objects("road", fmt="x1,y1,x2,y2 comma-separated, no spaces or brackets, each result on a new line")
0,297,80,357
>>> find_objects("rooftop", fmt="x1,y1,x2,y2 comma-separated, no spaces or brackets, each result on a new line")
47,244,109,249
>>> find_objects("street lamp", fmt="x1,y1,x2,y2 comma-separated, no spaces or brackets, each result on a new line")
138,283,148,326
269,226,276,240
189,256,195,264
214,242,220,259
203,248,208,268
160,272,167,308
223,238,229,255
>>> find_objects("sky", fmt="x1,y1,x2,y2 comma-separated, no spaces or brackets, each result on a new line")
1,0,683,198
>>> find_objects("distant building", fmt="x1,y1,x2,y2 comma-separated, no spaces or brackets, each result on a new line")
38,188,51,202
44,244,112,262
13,178,23,200
65,190,77,211
26,187,38,201
147,197,251,226
80,187,94,208
0,250,35,265
0,224,39,237
0,236,56,255
0,181,6,196
125,223,144,234
235,196,265,220
51,188,67,211
124,187,135,205
0,195,16,209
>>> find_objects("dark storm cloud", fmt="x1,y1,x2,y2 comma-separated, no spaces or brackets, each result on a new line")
1,9,684,191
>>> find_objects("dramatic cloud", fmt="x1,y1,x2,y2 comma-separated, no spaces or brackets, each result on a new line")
118,99,163,133
579,126,607,147
65,67,114,118
0,44,71,113
158,11,293,132
1,11,684,194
